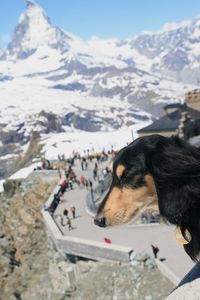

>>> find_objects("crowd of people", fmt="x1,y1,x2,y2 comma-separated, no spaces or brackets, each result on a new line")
45,148,113,230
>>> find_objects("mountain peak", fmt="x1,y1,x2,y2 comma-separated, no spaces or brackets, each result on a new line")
25,0,44,15
27,0,38,7
6,0,70,59
24,0,48,22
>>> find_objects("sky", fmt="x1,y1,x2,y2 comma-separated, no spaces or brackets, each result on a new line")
0,0,200,47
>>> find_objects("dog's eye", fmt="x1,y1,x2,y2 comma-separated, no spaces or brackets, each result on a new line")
120,174,145,189
115,172,126,188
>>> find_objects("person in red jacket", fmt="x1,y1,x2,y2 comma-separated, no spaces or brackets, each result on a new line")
59,179,69,195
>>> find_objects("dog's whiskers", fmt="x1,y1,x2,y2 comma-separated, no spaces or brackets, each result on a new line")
112,210,128,224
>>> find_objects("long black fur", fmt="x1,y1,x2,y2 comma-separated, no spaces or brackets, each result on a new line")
115,134,200,261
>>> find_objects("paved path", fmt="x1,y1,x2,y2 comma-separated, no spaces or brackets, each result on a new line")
54,157,194,281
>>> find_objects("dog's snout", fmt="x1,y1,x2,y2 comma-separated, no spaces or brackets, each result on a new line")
94,217,107,227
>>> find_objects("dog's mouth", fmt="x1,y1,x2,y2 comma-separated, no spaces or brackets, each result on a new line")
94,210,133,228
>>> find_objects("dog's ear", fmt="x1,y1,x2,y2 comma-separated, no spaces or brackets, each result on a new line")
155,183,194,223
148,138,200,261
147,136,200,222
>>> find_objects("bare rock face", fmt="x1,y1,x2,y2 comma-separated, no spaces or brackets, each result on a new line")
0,176,80,300
3,179,22,197
0,180,55,299
37,110,64,134
71,262,174,300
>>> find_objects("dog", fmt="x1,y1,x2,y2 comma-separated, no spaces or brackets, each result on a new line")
94,134,200,261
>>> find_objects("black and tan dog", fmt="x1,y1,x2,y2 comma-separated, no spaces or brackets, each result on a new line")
94,134,200,261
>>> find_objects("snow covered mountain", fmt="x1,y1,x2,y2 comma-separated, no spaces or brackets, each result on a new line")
128,18,200,84
6,0,70,59
89,18,200,85
0,0,199,177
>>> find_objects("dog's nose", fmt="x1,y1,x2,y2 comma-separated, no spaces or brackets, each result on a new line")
94,217,106,227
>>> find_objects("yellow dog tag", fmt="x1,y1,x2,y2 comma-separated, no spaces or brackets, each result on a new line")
175,227,191,245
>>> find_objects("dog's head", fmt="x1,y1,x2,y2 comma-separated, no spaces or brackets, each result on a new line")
94,134,200,261
94,135,159,227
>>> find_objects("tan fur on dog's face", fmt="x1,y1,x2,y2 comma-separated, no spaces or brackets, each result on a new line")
96,174,158,226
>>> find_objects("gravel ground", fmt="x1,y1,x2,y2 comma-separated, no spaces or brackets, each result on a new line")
71,261,174,300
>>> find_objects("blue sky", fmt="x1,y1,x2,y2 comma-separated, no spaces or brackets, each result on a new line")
1,0,200,47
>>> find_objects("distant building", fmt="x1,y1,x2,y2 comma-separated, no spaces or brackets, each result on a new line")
185,89,200,111
137,103,190,138
186,89,200,145
138,90,200,141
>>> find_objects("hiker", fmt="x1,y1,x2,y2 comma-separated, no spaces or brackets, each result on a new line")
151,244,159,259
88,179,94,201
63,209,73,229
88,179,93,190
63,208,69,217
46,159,51,169
102,168,108,177
68,179,73,190
93,168,97,180
41,158,46,169
79,175,85,187
66,216,73,230
85,179,89,190
70,206,76,219
81,159,84,171
68,169,76,183
52,193,60,210
59,179,68,195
